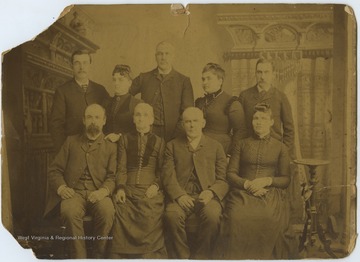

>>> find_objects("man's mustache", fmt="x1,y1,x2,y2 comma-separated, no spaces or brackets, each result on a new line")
86,123,101,136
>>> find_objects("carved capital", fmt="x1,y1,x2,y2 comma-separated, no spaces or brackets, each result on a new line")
217,11,333,24
264,24,299,44
217,11,333,51
303,49,333,59
226,25,257,48
35,21,99,69
306,23,333,48
223,51,260,62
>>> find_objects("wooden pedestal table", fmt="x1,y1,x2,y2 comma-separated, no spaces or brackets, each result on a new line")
293,158,337,258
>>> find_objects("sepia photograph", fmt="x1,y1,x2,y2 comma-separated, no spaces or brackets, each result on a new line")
0,1,357,260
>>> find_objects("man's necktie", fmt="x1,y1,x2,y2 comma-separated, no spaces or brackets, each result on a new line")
259,90,267,99
81,84,88,93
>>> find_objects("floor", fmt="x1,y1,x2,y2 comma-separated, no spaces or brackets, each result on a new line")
14,219,349,259
293,223,349,259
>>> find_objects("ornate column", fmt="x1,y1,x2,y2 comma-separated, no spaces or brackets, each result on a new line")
313,57,329,159
230,59,249,95
19,8,100,233
298,58,313,158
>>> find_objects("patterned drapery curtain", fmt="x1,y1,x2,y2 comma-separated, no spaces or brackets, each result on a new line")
218,11,334,222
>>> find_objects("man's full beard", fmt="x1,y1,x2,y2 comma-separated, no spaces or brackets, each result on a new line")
86,123,101,137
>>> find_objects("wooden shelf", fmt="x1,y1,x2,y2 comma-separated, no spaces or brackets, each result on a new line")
52,21,100,52
29,108,42,114
25,86,55,95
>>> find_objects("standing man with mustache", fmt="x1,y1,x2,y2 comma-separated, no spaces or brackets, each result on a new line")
45,104,116,259
129,41,194,142
238,58,294,149
50,49,110,153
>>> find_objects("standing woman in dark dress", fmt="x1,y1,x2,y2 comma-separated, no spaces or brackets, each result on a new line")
215,103,291,259
195,63,247,154
109,103,167,259
104,64,141,142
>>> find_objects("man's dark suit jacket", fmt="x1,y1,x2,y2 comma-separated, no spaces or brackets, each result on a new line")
129,68,194,141
239,85,294,148
162,134,229,202
49,79,109,152
103,94,142,135
44,133,116,217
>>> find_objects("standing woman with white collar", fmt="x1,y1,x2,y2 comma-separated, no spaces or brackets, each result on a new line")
195,63,247,155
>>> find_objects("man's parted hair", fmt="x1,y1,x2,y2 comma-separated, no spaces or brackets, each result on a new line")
71,49,92,64
255,58,274,71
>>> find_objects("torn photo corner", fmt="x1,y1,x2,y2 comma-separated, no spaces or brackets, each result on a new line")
1,2,357,260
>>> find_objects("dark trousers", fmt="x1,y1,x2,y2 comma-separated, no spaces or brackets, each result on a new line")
60,190,114,258
164,199,222,259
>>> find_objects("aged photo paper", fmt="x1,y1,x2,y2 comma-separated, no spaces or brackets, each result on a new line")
1,2,357,260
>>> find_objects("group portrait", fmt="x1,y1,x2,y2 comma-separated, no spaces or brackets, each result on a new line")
1,3,356,260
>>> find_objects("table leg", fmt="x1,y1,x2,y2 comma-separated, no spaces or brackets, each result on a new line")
304,165,337,258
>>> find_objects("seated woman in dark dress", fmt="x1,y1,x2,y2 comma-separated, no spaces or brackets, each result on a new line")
215,103,291,259
195,63,247,154
104,64,141,142
108,103,167,259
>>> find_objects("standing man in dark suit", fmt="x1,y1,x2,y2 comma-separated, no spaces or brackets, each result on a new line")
238,58,294,149
45,104,116,259
129,41,194,142
162,107,228,259
49,49,109,152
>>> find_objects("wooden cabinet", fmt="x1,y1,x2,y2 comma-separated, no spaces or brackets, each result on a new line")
3,19,99,235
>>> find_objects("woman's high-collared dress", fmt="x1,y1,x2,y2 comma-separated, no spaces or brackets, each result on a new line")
109,131,166,257
195,89,247,154
216,135,291,259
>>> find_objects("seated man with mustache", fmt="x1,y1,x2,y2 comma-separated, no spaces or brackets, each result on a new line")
45,104,116,259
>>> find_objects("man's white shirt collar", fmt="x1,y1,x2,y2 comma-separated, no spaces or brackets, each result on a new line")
75,79,89,87
158,67,172,75
187,135,202,150
257,84,270,93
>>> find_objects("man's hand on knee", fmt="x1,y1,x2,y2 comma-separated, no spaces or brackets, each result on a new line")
176,194,195,213
58,186,75,200
198,190,214,206
88,188,109,203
